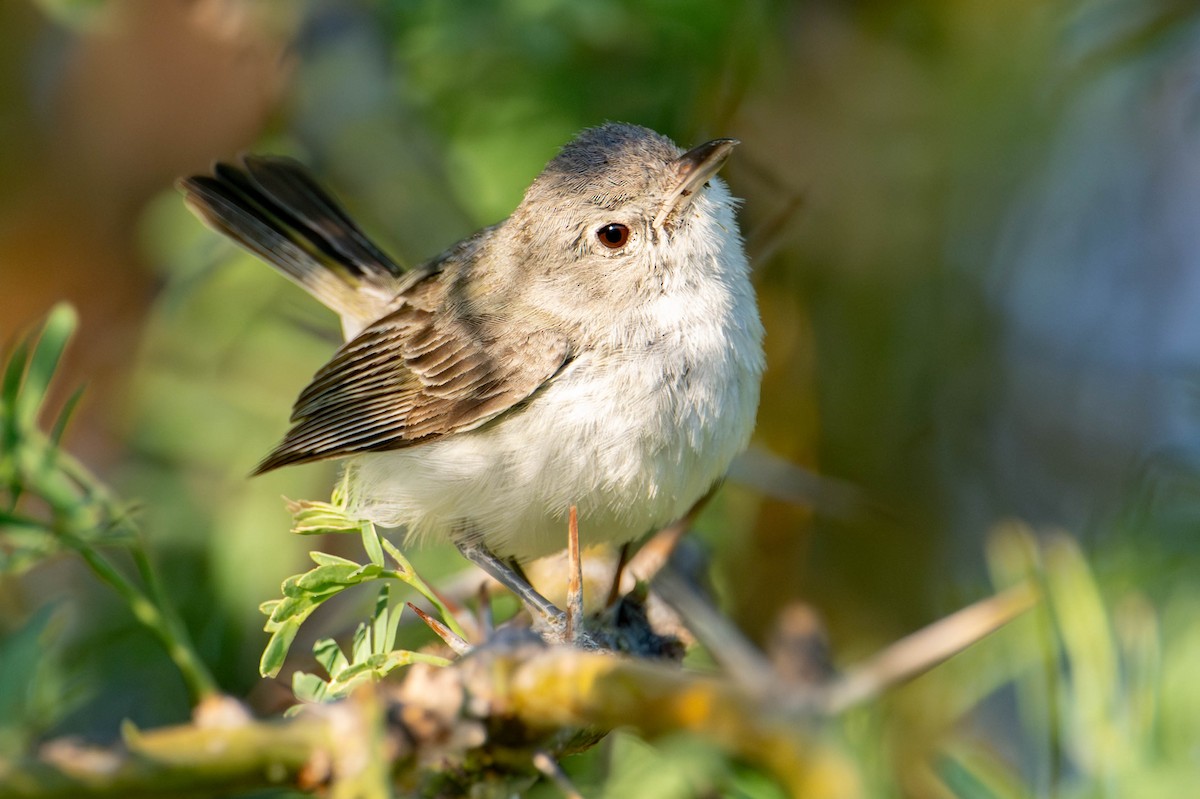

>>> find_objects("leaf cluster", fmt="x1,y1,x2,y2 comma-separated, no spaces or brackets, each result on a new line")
260,499,459,703
0,305,132,571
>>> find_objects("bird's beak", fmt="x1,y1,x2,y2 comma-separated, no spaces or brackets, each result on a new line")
653,138,739,231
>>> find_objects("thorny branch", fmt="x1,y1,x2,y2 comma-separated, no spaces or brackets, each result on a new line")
0,578,1036,799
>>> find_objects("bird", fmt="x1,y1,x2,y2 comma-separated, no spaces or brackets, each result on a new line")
179,122,764,621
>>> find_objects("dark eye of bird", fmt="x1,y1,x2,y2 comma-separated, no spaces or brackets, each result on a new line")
597,223,630,249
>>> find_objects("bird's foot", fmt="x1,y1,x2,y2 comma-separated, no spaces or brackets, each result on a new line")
456,540,569,639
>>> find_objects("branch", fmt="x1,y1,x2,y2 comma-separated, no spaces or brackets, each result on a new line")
0,639,843,798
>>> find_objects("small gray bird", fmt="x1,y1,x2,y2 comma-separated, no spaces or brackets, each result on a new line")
180,123,763,613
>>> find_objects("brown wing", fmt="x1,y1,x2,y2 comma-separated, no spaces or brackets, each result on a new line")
253,275,572,473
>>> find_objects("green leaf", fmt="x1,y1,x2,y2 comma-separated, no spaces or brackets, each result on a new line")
380,537,412,577
292,670,329,704
360,521,385,567
308,551,361,568
1,337,30,423
15,304,77,433
350,563,384,580
1,337,31,499
0,515,63,575
354,620,375,664
48,385,86,447
373,585,401,655
376,649,451,671
261,552,391,674
279,573,304,598
1045,535,1120,773
312,637,349,677
264,594,317,627
324,664,377,696
288,499,363,535
295,563,364,594
0,510,51,530
260,619,302,678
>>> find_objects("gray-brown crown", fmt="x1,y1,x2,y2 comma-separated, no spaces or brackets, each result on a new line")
523,123,685,211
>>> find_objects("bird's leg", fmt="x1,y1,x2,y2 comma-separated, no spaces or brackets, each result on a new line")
456,540,566,630
565,506,584,642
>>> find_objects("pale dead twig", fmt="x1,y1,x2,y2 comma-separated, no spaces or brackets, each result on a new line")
533,749,585,799
727,447,874,520
476,581,494,641
652,561,781,694
818,583,1040,713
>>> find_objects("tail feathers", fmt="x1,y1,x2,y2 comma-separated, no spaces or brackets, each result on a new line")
178,156,405,321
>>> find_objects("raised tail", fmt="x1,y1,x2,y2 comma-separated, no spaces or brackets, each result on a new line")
178,156,405,326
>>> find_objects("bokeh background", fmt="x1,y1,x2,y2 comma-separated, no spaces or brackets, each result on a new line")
5,0,1200,796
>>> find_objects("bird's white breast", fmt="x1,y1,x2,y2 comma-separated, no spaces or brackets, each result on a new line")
344,201,764,559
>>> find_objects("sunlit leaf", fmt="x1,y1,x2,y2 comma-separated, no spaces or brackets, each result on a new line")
288,499,362,535
292,670,328,704
361,520,385,567
351,621,370,665
308,551,361,568
373,586,401,655
15,304,77,433
260,618,302,678
294,563,363,593
313,637,348,677
48,385,86,448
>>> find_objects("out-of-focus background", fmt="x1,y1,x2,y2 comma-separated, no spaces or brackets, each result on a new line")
5,0,1200,795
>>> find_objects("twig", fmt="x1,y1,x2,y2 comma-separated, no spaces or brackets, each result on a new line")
819,583,1039,713
651,561,778,693
605,542,631,608
67,540,219,703
476,581,494,640
532,750,585,799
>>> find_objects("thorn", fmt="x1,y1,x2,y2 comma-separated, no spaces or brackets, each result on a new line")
623,520,687,584
406,602,472,656
566,506,584,643
533,749,585,799
651,561,778,695
605,542,632,608
623,483,716,584
476,581,494,641
766,602,835,688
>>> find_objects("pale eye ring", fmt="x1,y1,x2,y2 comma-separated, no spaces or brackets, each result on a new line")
596,223,630,249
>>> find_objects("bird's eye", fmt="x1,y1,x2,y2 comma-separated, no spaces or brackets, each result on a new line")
596,223,630,249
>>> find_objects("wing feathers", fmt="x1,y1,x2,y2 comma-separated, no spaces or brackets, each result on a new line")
255,291,572,473
183,154,572,474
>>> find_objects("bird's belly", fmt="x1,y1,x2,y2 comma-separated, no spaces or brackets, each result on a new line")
343,347,757,560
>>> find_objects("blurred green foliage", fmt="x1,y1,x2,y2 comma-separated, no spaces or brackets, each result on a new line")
5,0,1200,796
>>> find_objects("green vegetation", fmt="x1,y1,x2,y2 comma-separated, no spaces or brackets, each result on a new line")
4,1,1200,796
